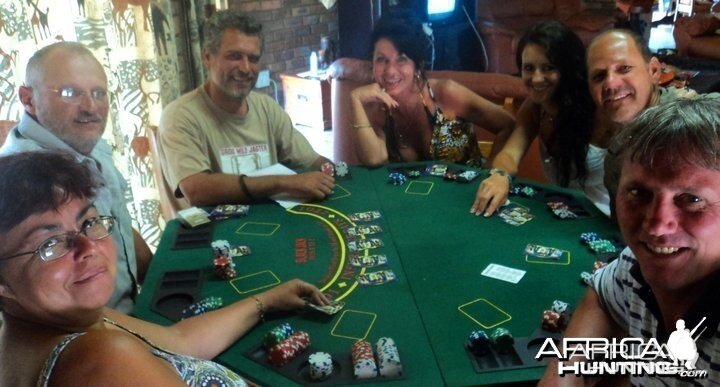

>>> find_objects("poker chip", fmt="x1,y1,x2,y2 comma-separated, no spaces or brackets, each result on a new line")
580,271,593,286
407,170,421,178
335,161,349,177
593,260,608,272
375,337,403,378
520,186,537,197
211,240,231,258
489,327,514,353
388,172,407,186
213,256,237,279
181,296,223,319
580,232,601,244
509,185,522,196
308,352,333,380
321,161,335,176
352,340,378,379
467,330,491,356
267,331,310,367
210,204,249,220
551,300,569,314
263,323,294,349
541,309,565,332
589,239,616,254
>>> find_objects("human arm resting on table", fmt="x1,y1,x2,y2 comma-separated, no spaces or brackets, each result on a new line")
349,83,398,167
105,279,329,360
179,169,335,206
471,100,540,217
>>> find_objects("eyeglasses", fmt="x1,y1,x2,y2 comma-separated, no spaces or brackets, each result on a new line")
0,216,115,262
48,87,108,104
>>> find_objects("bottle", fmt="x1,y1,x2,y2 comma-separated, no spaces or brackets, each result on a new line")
310,51,318,75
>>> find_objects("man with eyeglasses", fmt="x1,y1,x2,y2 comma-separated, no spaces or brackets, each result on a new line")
158,10,334,209
0,41,149,313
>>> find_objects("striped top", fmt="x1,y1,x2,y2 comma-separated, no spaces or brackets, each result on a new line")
592,248,720,386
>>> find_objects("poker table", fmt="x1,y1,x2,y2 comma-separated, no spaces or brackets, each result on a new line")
133,163,620,386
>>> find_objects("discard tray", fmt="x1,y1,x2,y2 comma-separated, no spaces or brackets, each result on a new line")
244,344,404,385
172,222,213,250
151,269,204,322
466,329,561,374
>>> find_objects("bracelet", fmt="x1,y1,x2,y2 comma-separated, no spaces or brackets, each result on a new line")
351,123,372,129
251,295,265,323
238,174,255,202
489,168,513,183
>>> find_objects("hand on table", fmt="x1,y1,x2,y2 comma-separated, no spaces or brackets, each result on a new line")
285,172,335,199
470,174,510,217
351,83,399,111
260,279,330,312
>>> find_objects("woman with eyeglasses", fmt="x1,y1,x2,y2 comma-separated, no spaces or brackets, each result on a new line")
0,151,328,386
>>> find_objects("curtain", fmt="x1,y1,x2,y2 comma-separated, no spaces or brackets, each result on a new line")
0,0,202,249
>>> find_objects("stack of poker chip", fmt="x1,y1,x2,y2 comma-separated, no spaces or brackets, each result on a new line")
335,161,349,177
467,330,491,356
489,327,514,353
267,331,310,367
263,323,294,349
580,271,593,286
542,299,571,332
181,296,223,319
388,172,407,186
580,232,616,254
375,337,403,377
351,340,378,379
320,161,335,176
308,352,333,380
213,256,236,279
211,239,231,257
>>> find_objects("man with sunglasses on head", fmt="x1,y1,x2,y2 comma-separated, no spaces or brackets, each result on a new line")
0,41,150,313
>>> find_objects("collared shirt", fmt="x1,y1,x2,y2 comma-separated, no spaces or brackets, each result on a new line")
0,113,137,313
592,249,720,385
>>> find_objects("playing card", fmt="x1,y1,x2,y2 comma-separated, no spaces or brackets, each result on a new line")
348,238,384,252
357,270,396,285
348,211,382,222
524,243,563,259
349,254,388,268
306,300,345,315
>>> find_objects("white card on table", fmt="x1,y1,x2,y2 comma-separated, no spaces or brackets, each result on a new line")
481,263,526,284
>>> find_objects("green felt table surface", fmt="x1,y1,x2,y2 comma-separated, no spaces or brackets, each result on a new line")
133,163,620,386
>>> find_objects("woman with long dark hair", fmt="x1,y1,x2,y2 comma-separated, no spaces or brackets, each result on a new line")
471,20,608,216
350,12,515,167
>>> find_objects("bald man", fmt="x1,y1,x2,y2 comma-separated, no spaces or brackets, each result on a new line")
587,30,718,217
0,42,151,313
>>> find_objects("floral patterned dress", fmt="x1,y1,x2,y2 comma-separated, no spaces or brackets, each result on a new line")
37,318,247,387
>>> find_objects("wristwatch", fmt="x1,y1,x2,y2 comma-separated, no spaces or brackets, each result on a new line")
489,168,512,183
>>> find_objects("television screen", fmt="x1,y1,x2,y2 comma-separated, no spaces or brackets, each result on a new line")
428,0,455,15
426,0,460,24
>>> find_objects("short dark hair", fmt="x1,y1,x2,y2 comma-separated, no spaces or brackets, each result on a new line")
370,11,429,72
622,96,720,171
0,151,100,234
203,10,264,54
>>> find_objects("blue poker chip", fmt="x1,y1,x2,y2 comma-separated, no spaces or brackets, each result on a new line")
388,172,407,186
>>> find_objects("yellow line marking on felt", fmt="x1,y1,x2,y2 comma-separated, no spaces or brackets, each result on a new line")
330,309,377,340
458,298,512,329
328,184,351,200
287,204,361,301
404,180,434,195
230,270,281,294
524,250,572,266
235,222,280,236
